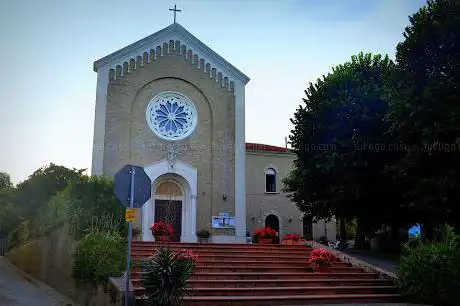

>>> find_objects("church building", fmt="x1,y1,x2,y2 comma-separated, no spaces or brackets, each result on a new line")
91,22,336,243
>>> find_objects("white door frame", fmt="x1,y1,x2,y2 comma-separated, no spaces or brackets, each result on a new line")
141,159,197,242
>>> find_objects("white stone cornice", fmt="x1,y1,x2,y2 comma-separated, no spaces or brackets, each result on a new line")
93,23,250,85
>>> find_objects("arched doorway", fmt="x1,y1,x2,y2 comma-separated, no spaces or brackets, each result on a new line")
265,214,280,243
154,181,183,242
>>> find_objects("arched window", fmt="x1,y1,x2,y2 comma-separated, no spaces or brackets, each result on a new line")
265,168,276,193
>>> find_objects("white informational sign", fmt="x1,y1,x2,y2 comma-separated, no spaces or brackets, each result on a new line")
211,212,235,228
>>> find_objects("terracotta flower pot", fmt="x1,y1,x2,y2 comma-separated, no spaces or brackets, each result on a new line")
258,238,273,244
198,237,210,243
312,264,330,272
153,234,170,242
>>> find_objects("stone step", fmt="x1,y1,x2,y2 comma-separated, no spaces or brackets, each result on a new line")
131,265,361,273
161,253,316,261
130,271,379,280
131,243,310,249
193,266,362,273
136,294,401,305
186,278,395,288
134,285,397,297
131,249,313,258
172,259,350,267
131,277,393,288
131,242,310,250
129,241,399,304
131,246,312,253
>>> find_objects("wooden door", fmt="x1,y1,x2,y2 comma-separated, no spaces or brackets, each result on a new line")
154,200,182,242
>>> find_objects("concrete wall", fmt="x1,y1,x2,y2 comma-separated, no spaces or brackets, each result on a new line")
5,226,115,305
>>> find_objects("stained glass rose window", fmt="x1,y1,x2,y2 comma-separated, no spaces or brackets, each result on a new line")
146,92,198,141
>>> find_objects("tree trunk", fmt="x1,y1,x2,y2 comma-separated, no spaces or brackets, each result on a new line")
390,222,400,252
354,219,367,249
422,221,434,241
339,217,347,242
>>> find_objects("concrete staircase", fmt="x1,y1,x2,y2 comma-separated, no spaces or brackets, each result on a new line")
131,242,400,305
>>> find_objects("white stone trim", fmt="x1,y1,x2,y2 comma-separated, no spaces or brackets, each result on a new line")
262,210,283,238
234,81,246,239
154,195,184,201
93,23,250,85
264,164,279,173
91,67,109,175
141,159,197,242
264,164,278,194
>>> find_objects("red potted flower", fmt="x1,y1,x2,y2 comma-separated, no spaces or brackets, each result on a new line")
253,226,276,244
179,249,199,266
308,248,334,272
150,220,174,241
282,233,301,245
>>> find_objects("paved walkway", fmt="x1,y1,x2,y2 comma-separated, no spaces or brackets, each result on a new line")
342,249,398,274
0,256,75,306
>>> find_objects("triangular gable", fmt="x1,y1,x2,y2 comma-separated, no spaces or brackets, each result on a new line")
93,23,250,85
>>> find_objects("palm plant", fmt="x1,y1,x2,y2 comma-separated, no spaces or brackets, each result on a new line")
139,247,197,306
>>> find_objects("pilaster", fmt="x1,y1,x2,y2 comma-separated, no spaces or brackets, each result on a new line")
234,81,246,238
91,67,109,175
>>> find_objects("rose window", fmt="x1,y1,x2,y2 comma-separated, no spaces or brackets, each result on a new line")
146,92,198,141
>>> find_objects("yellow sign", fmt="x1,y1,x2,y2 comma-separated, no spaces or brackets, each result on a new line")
125,208,136,222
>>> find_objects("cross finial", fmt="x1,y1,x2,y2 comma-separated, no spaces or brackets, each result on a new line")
169,4,182,24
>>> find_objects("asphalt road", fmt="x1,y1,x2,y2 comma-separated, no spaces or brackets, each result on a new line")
0,257,63,306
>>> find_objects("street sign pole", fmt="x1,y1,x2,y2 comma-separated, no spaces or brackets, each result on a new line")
125,166,135,306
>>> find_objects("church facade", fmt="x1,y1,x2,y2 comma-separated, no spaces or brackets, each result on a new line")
91,23,336,243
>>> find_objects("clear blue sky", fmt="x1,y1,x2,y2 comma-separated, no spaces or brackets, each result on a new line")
0,0,426,184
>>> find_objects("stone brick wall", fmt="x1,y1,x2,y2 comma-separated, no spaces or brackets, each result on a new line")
104,49,236,233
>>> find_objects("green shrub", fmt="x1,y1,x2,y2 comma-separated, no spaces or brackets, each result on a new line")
397,225,460,305
71,228,126,290
139,247,198,306
37,190,71,236
4,220,32,250
196,228,211,239
64,175,126,239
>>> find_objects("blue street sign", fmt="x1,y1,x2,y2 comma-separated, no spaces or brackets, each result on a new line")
114,165,151,208
114,164,152,306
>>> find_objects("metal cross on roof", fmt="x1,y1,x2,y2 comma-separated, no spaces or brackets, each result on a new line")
169,4,182,24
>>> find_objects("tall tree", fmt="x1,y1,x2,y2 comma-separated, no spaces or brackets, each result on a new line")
13,163,85,231
284,52,397,246
386,0,460,234
0,172,16,234
0,172,13,190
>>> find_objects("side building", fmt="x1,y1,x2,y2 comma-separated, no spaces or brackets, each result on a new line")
245,143,336,241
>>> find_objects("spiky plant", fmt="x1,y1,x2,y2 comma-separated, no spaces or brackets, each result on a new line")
139,247,196,306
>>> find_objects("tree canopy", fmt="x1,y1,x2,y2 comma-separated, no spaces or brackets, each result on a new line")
386,0,460,230
283,52,397,241
285,0,460,243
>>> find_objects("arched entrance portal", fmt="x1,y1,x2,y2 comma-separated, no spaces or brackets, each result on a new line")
154,181,183,242
265,214,280,243
141,159,198,243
